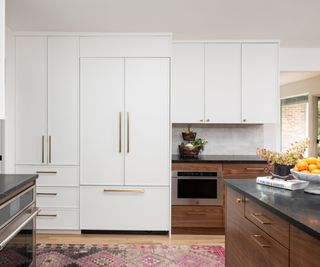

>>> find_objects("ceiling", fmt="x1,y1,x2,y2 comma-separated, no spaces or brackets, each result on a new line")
280,71,320,86
6,0,320,47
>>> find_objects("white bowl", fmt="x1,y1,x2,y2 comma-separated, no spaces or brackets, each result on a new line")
291,170,320,183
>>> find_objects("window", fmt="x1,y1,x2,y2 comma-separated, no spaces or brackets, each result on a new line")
281,95,309,152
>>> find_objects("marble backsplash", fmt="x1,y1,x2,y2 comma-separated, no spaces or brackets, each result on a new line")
172,124,265,155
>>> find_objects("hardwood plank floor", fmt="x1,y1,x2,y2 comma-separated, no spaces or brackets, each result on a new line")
37,234,225,245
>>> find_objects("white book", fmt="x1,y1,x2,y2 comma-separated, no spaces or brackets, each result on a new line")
256,176,309,191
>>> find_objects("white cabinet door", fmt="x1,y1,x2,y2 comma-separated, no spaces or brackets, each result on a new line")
125,58,170,186
242,44,279,123
80,186,169,231
80,58,125,185
205,44,241,123
16,37,47,164
48,37,79,165
172,43,205,123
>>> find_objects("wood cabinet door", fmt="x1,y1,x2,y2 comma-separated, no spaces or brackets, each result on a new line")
48,37,79,165
205,44,241,123
124,58,170,186
16,37,48,165
241,43,279,123
172,43,205,123
80,58,125,185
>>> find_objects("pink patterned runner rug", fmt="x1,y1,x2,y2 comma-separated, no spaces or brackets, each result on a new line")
36,243,225,267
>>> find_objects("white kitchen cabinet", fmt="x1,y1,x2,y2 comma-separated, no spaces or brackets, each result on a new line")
241,44,279,123
15,36,80,165
16,37,47,164
80,186,169,230
172,43,205,123
37,208,79,230
205,44,241,123
48,37,79,165
125,58,170,186
0,0,5,119
80,58,125,185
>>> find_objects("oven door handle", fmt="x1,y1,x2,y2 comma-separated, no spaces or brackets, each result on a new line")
0,207,40,251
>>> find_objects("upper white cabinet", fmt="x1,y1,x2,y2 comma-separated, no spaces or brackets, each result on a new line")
172,43,204,123
0,0,5,119
172,42,279,124
205,44,241,123
241,44,279,123
16,36,79,165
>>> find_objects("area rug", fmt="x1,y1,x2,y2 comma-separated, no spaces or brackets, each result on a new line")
36,243,225,267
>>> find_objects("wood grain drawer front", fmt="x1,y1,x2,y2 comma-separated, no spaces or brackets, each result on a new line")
80,186,169,231
243,217,289,267
223,163,268,179
290,225,320,267
16,165,79,186
37,208,79,230
172,206,224,228
37,187,79,208
245,198,289,248
172,163,222,172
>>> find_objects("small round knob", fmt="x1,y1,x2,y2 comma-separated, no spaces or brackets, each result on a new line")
206,119,210,122
236,198,243,203
243,119,247,123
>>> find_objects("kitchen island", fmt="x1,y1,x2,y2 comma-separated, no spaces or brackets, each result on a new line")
225,179,320,267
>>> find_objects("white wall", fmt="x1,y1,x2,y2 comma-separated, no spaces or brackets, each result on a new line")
280,48,320,71
3,27,15,173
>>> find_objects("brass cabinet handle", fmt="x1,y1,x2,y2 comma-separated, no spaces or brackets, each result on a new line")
36,171,57,174
206,119,210,122
119,112,122,153
185,212,207,216
103,188,144,193
251,234,271,248
127,112,130,153
245,167,265,171
243,119,247,122
48,136,52,163
250,213,271,225
37,214,57,218
36,192,57,196
236,198,243,203
200,119,203,122
41,136,45,163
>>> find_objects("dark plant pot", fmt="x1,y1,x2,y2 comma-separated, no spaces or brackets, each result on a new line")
274,164,294,176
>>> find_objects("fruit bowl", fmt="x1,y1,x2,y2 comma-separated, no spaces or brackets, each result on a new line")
291,170,320,183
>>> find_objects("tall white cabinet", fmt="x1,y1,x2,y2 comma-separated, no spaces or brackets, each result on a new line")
79,36,171,231
15,36,80,230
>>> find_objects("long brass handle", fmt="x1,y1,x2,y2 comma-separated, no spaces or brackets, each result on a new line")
41,136,45,163
36,192,57,196
251,234,271,248
186,212,207,216
36,171,57,174
119,112,122,153
250,213,271,225
37,214,57,217
48,136,52,163
127,112,130,153
103,188,144,193
245,167,265,171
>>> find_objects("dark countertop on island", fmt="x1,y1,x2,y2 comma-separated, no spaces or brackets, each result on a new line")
172,154,267,163
0,174,38,202
225,179,320,240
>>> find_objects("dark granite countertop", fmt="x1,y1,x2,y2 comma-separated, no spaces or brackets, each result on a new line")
225,179,320,240
0,174,38,202
172,154,267,163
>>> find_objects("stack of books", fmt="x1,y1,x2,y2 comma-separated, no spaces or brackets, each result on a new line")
256,176,309,190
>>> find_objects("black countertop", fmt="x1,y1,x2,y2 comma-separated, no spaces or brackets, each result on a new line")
172,154,267,163
225,179,320,240
0,174,38,202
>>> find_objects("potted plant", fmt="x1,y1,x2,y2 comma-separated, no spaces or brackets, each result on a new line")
179,138,208,159
256,138,309,176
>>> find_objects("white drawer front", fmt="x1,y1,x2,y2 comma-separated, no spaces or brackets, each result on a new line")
37,208,79,230
37,187,79,208
16,165,79,186
80,186,170,231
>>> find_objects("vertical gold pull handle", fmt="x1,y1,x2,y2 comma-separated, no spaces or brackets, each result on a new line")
119,112,122,153
48,136,52,163
127,112,130,153
41,136,45,163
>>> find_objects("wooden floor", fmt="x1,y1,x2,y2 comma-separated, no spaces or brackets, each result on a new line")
37,234,225,245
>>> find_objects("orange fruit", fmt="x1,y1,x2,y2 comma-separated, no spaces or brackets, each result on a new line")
308,164,318,172
306,157,317,165
301,170,310,173
317,158,320,168
311,169,320,175
292,166,298,172
296,160,308,171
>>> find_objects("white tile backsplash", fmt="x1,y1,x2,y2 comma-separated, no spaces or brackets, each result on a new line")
172,124,264,155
